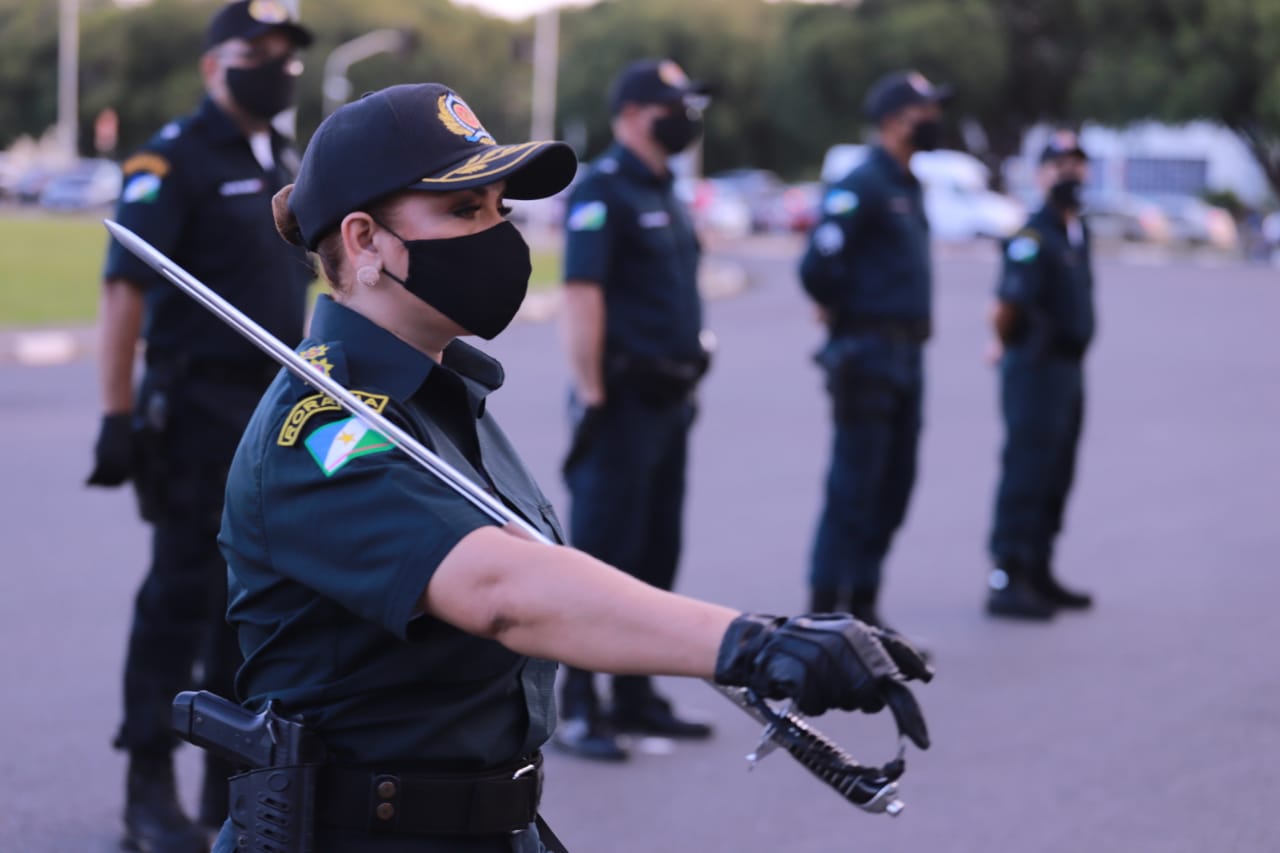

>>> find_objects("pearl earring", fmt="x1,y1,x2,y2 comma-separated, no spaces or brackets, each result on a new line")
356,265,380,287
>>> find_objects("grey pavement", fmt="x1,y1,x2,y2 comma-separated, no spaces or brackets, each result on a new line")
1,240,1276,851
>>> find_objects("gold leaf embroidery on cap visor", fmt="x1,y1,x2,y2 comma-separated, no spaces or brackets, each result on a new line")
419,142,549,185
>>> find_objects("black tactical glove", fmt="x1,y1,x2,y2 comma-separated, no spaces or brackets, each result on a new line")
86,413,134,487
714,613,932,749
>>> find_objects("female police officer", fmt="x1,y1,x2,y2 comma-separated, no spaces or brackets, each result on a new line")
213,83,931,853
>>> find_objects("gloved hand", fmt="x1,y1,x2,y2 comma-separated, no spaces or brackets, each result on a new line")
714,613,932,749
86,413,134,487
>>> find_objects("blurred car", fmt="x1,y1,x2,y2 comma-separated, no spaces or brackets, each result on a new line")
39,159,122,210
12,165,57,204
820,144,1023,240
681,176,752,239
771,181,822,232
1137,193,1238,250
706,168,786,233
1082,190,1173,244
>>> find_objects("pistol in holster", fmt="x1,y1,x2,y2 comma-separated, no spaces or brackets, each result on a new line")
173,690,327,853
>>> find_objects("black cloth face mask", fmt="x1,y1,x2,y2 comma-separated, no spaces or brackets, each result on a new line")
380,219,532,340
226,55,300,120
652,107,704,154
1048,178,1084,211
909,118,943,152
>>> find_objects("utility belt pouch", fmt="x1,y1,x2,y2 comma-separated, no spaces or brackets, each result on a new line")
229,764,320,853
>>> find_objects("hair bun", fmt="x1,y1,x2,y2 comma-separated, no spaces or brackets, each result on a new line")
271,185,306,248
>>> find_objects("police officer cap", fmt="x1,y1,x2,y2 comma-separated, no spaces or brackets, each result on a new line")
864,70,953,122
610,59,710,115
288,83,578,250
1040,129,1088,163
205,0,314,50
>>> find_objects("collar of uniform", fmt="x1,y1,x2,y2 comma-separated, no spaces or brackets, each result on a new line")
1032,204,1069,234
307,296,503,414
871,144,920,188
195,95,289,151
610,142,672,187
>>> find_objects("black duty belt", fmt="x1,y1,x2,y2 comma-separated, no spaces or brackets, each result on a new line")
830,316,931,344
1049,339,1088,362
316,752,543,837
145,351,279,387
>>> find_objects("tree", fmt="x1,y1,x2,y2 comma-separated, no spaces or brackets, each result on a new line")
1073,0,1280,198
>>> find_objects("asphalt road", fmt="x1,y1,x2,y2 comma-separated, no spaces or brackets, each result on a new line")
2,238,1276,852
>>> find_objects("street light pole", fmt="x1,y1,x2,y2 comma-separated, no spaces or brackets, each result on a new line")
322,29,415,117
57,0,79,162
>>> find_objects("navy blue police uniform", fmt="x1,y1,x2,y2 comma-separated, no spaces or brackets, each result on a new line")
799,144,932,617
559,139,709,732
103,92,311,793
214,297,563,852
989,206,1095,587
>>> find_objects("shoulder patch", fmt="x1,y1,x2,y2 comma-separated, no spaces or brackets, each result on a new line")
1007,234,1041,263
159,122,182,140
304,416,394,476
823,188,859,217
122,153,170,178
121,172,163,204
567,200,607,232
278,391,390,446
813,221,845,256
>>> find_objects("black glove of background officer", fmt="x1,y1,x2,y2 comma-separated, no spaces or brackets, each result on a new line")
714,613,932,749
86,413,135,487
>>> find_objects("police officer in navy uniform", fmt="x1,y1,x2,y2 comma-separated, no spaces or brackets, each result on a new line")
210,81,932,852
986,130,1096,620
799,70,949,633
556,59,714,761
86,2,313,849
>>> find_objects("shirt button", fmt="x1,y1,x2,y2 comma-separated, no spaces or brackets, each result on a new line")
376,802,396,821
377,780,397,799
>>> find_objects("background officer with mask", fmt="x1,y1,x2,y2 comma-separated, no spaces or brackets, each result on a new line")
556,58,714,761
799,70,950,638
986,130,1096,620
85,2,313,849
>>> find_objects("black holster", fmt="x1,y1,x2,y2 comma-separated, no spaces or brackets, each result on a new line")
228,765,320,853
605,350,710,408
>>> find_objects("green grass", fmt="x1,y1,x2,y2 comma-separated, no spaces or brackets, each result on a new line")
0,211,562,330
0,211,112,328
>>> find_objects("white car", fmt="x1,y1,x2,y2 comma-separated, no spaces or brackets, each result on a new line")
820,144,1025,240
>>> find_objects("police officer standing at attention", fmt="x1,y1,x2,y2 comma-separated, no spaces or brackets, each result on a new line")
799,70,949,633
85,2,313,849
205,81,932,852
986,130,1096,620
556,59,714,761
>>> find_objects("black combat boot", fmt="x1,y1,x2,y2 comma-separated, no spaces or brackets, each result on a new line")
553,668,628,762
1029,558,1094,610
986,560,1056,620
610,675,713,740
122,752,210,853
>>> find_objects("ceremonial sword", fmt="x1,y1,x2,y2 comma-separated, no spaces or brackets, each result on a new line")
104,218,912,817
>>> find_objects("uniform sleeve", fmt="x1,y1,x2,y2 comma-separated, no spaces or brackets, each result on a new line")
997,230,1044,306
259,412,494,640
561,175,616,285
103,144,189,289
798,177,872,305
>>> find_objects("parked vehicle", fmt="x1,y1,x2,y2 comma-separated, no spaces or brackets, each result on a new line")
1137,193,1238,250
1081,190,1173,244
39,159,122,210
820,144,1024,240
706,168,787,233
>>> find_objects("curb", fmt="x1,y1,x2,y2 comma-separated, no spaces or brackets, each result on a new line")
0,260,750,369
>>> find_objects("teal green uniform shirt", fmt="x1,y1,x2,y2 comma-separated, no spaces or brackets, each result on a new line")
219,296,562,767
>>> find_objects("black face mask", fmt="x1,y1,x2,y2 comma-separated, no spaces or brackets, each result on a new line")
909,118,943,152
652,108,704,154
226,55,299,120
1049,178,1084,211
381,220,531,340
